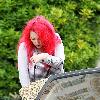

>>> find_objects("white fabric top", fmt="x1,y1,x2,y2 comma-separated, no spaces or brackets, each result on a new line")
18,33,65,87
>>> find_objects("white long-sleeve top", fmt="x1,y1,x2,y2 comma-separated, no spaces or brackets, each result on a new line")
18,34,65,87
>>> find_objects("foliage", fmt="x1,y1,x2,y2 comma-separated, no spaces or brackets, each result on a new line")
0,0,100,99
0,29,21,99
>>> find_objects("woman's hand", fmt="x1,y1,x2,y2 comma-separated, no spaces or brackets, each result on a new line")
30,53,49,64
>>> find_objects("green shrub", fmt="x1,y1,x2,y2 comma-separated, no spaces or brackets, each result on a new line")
0,0,100,99
0,29,21,98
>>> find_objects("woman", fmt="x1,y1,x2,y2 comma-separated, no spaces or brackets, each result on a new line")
17,15,65,87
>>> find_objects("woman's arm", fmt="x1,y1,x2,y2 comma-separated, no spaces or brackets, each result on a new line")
18,43,30,87
43,42,65,74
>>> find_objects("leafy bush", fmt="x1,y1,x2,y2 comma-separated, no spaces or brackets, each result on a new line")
0,0,100,99
0,29,21,99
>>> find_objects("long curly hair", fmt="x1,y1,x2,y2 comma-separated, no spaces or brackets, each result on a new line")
18,16,61,62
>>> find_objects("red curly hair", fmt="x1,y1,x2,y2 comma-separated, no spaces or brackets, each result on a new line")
18,16,61,62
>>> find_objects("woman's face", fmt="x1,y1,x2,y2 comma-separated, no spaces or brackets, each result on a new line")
30,31,42,49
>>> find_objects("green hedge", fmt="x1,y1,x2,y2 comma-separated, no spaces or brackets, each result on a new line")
0,29,21,99
0,0,100,99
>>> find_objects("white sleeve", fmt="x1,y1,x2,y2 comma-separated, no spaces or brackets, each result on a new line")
54,43,65,73
55,43,65,61
18,42,30,87
55,33,65,61
54,33,65,73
